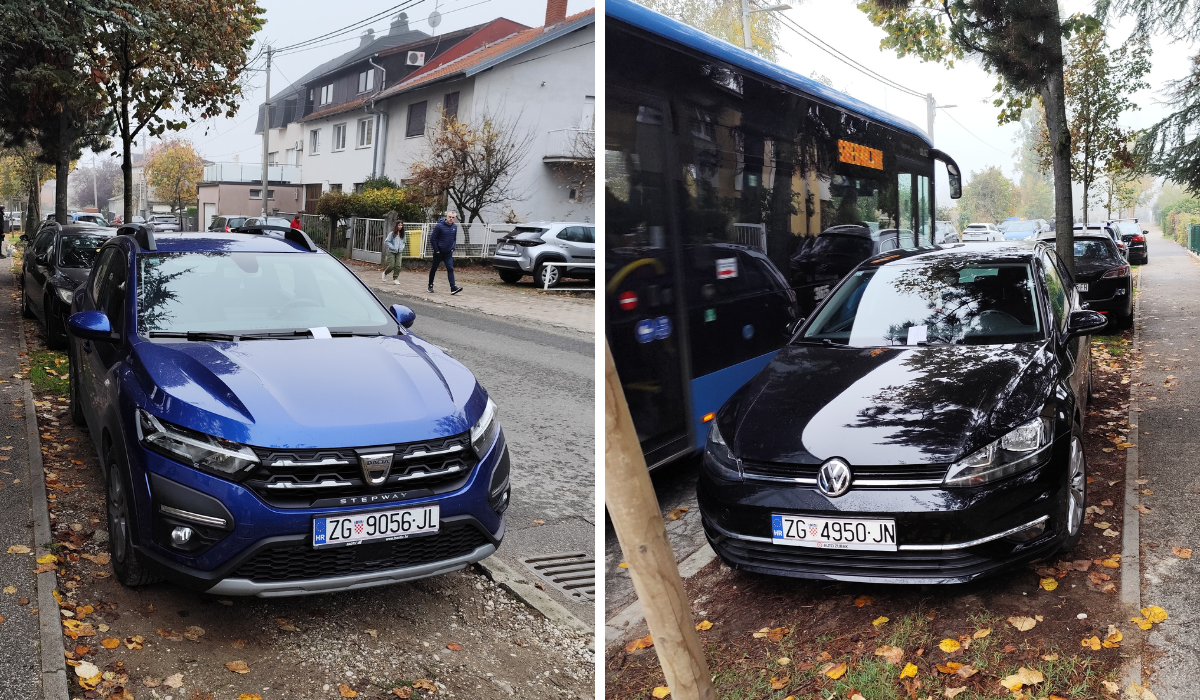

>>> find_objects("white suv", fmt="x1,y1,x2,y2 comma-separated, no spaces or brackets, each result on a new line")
962,222,1002,242
492,222,595,288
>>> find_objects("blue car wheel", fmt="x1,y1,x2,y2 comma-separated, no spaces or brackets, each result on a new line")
106,446,160,586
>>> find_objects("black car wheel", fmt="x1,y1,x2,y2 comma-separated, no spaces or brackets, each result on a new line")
1113,311,1134,331
1059,434,1087,553
105,447,161,587
44,296,66,350
20,287,34,319
498,269,522,284
535,261,561,289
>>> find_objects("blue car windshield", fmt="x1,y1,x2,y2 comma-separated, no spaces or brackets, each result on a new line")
803,261,1043,346
137,252,395,336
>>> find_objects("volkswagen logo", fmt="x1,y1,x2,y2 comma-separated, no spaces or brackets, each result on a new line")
816,458,852,497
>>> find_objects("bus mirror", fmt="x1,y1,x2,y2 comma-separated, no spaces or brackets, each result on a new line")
946,162,962,200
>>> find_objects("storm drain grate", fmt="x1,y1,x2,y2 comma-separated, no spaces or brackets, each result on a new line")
520,551,595,601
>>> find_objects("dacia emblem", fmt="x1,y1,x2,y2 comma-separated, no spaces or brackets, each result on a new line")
358,452,393,486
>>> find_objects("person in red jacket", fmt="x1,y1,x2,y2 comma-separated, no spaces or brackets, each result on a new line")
290,215,302,229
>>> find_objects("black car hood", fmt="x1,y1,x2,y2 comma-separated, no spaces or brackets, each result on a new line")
725,341,1054,466
54,268,90,287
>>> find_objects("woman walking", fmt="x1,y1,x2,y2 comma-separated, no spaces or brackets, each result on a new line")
382,222,404,284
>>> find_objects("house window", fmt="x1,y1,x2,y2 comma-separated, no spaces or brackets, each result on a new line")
353,183,364,194
267,151,278,165
332,123,347,151
444,92,459,122
358,70,374,93
406,101,427,138
319,84,333,106
249,189,275,200
329,184,342,193
309,129,320,154
357,118,373,148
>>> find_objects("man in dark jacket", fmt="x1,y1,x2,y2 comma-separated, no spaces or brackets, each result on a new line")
428,210,463,294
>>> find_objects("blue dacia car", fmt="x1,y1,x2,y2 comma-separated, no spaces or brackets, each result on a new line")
67,224,509,596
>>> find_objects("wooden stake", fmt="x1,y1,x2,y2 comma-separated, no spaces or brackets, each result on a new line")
604,340,715,700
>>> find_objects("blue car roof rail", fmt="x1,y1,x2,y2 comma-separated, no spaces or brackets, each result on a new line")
116,223,156,251
231,225,319,252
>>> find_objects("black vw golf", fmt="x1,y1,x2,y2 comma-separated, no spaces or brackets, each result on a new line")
698,242,1108,583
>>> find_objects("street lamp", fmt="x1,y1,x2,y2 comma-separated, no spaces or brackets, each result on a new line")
740,0,791,51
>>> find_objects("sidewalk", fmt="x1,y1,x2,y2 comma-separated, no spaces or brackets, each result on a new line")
347,259,595,336
1131,228,1200,696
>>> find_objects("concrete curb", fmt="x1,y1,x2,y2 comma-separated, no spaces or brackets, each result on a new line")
1120,265,1144,692
474,556,593,645
15,313,69,700
603,543,716,646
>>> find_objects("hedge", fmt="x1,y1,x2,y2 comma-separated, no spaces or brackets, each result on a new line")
315,187,425,224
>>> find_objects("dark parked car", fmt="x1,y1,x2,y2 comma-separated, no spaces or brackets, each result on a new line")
1107,219,1148,265
699,242,1107,583
66,225,509,595
208,215,249,232
19,222,114,348
1070,223,1126,259
1065,233,1133,329
789,226,925,316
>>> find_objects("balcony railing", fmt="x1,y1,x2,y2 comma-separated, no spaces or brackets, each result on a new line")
203,162,301,183
543,128,595,163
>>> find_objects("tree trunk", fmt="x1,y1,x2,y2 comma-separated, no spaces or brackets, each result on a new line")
120,42,134,224
26,177,39,234
1041,31,1074,275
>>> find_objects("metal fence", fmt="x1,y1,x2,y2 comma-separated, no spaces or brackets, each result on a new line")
295,214,515,261
1190,223,1200,255
734,223,768,253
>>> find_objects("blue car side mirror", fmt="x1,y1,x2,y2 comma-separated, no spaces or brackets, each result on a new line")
68,310,116,342
390,304,416,328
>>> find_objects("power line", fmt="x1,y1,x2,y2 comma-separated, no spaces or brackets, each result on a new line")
274,0,428,54
940,108,1009,155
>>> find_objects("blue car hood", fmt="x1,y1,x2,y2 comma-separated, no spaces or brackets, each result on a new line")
131,335,483,448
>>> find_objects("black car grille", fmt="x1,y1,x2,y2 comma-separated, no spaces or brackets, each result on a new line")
246,433,476,508
232,521,491,583
740,460,948,486
715,534,993,578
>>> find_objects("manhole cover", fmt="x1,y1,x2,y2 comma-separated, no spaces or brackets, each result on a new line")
520,551,595,601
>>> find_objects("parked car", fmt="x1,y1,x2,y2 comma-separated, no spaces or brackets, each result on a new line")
244,216,293,228
44,212,105,226
1107,219,1148,265
208,215,250,232
962,223,1003,241
933,221,960,244
66,225,509,595
698,241,1107,583
492,222,595,287
1039,231,1133,329
1001,220,1047,240
110,215,147,226
19,222,114,348
148,214,181,232
788,226,923,316
1069,223,1126,259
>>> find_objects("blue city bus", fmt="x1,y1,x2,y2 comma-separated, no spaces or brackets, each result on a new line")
605,0,964,470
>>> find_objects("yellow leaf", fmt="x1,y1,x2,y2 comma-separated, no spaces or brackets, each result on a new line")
651,687,670,699
972,627,991,639
752,626,788,642
1131,616,1152,630
1081,635,1101,650
100,638,119,649
872,616,889,627
6,545,29,554
35,553,56,564
1040,576,1058,591
935,662,963,673
823,662,847,679
999,666,1044,691
900,662,918,678
238,695,263,700
1142,606,1168,623
1042,653,1060,661
854,595,873,607
938,638,960,653
1172,547,1192,559
2,586,14,594
695,620,712,631
225,660,250,674
412,680,436,691
956,665,978,679
338,684,358,698
667,507,689,520
944,688,968,698
617,562,628,568
625,634,653,652
769,675,790,689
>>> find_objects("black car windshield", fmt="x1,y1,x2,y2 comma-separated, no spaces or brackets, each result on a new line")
805,233,873,259
1075,239,1120,262
1114,222,1140,236
803,260,1043,346
136,252,396,336
58,235,110,268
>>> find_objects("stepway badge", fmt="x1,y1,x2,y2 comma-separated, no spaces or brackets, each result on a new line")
716,257,738,279
635,319,656,343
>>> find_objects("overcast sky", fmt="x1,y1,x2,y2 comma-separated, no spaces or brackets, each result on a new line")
85,0,594,167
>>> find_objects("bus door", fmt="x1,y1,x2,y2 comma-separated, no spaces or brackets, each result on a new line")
606,90,694,468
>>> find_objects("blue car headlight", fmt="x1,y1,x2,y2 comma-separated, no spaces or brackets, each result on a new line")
137,409,260,480
943,417,1054,487
470,398,499,458
704,422,742,481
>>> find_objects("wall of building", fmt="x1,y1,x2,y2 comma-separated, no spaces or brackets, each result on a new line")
197,183,304,219
299,109,382,193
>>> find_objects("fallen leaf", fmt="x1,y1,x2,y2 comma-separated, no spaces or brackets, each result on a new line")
100,638,119,649
1134,504,1151,514
1101,499,1114,506
1143,489,1154,495
412,679,436,691
123,635,144,650
752,626,788,642
274,617,298,632
238,695,263,700
999,666,1044,691
854,595,873,607
156,628,183,642
936,662,963,673
1040,577,1059,591
392,689,413,699
945,688,968,698
651,688,670,699
35,553,56,564
956,665,978,678
7,545,29,554
2,586,14,594
900,662,918,678
872,616,889,627
1104,528,1120,537
777,657,790,665
666,507,689,520
1102,680,1119,693
695,620,712,631
80,553,109,565
769,675,790,690
973,627,991,639
1173,547,1193,559
338,685,358,698
874,645,904,664
446,642,462,651
1082,635,1101,650
1142,606,1168,623
73,644,89,656
617,562,628,568
225,660,249,674
162,673,183,689
142,676,161,687
1095,522,1113,530
1103,627,1123,648
1126,682,1158,700
532,519,545,525
1008,616,1037,631
625,634,653,652
1130,616,1152,630
938,638,960,653
823,662,847,679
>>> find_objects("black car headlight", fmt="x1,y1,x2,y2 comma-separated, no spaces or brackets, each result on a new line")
704,422,742,481
470,398,499,458
943,417,1054,487
55,285,74,305
137,409,260,480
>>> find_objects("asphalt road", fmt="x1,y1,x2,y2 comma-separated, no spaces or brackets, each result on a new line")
1130,229,1200,696
371,290,596,623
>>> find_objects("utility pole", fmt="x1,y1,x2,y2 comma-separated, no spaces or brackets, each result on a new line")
925,93,956,147
261,44,272,217
740,0,791,51
91,155,98,211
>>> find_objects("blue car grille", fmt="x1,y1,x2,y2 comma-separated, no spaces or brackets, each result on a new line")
232,521,490,582
246,433,476,508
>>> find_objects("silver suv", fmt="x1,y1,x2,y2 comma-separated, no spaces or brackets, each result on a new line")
492,222,595,288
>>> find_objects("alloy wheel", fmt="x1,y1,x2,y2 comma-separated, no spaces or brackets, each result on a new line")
541,265,560,287
1066,436,1086,536
107,465,129,564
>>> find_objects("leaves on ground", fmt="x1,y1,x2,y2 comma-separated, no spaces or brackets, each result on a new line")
225,660,250,674
100,637,119,649
1134,504,1151,514
944,688,968,698
445,642,462,651
999,666,1044,691
821,662,846,679
900,662,918,678
238,695,263,700
338,684,358,698
625,634,653,652
853,595,873,607
1142,606,1168,623
872,616,889,627
695,620,712,631
1082,635,1101,650
752,627,788,642
412,679,436,691
651,687,670,699
162,673,183,689
972,627,991,639
938,638,960,653
666,507,688,520
874,644,904,664
1040,576,1059,591
769,674,789,689
123,635,144,650
1172,546,1193,559
7,545,29,554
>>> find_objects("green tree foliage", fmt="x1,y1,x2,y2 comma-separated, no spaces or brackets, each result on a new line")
0,144,55,231
636,0,785,60
360,174,400,192
855,0,1099,272
958,166,1016,225
314,188,426,231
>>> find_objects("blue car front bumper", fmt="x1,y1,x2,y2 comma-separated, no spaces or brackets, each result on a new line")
127,429,509,597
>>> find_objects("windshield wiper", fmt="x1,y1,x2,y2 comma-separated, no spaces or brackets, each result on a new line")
148,331,237,342
238,330,313,340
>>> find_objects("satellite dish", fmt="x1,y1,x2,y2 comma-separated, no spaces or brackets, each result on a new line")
428,10,442,29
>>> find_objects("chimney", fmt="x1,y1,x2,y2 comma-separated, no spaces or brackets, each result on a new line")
359,28,375,47
545,0,567,27
388,12,410,36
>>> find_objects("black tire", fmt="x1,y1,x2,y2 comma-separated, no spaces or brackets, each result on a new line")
20,287,34,319
1058,433,1087,554
44,297,66,350
497,269,522,284
105,445,161,587
534,261,562,289
1114,311,1134,331
67,348,85,427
